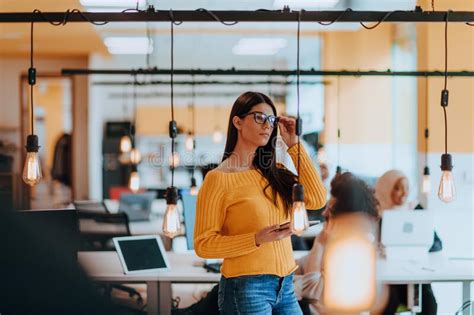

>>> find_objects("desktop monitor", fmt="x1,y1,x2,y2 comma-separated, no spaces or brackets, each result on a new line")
17,209,80,264
181,193,197,250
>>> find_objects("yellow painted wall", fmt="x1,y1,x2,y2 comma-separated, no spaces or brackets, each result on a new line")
321,24,393,145
417,0,474,153
322,1,473,154
136,102,286,136
136,106,230,136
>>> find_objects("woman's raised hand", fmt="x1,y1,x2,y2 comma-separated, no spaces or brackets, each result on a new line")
277,116,298,148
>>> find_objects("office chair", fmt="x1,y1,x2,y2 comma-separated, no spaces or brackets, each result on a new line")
76,210,146,312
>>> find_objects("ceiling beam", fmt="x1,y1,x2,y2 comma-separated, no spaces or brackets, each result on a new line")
62,68,474,77
92,79,328,86
1,9,473,23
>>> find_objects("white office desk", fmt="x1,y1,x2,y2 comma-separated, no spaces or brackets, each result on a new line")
80,251,219,315
79,251,474,315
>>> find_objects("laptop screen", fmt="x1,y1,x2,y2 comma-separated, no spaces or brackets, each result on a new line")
116,238,167,271
381,210,434,247
118,191,156,221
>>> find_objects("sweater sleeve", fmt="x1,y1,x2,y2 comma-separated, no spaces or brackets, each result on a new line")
287,144,326,210
193,171,259,259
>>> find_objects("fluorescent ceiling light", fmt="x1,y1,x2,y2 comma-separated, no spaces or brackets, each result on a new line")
233,38,287,56
104,37,153,55
273,0,340,9
80,0,146,8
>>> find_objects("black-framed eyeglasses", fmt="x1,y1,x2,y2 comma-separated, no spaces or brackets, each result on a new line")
239,111,279,128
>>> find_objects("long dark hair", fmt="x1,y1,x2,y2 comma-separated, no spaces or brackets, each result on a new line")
222,91,297,217
325,172,380,221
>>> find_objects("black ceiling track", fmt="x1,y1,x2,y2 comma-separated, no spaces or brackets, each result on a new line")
1,9,473,23
93,79,328,86
62,68,474,77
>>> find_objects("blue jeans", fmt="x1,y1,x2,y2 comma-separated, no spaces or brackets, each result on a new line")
218,273,302,315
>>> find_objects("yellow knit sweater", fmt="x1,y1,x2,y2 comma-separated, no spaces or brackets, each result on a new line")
194,144,327,278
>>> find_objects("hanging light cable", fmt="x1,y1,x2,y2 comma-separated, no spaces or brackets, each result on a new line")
119,82,132,153
336,76,342,174
185,77,195,152
22,21,42,186
128,75,141,193
189,75,199,196
290,11,309,236
438,11,455,203
163,12,181,238
129,75,141,164
119,88,132,164
119,84,132,154
422,75,431,194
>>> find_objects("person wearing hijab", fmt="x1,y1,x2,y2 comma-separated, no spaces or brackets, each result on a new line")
375,169,441,315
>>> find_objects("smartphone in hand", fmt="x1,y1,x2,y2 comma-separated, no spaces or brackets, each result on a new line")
273,220,320,232
273,222,290,232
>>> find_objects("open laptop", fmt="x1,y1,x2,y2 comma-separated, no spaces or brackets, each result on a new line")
181,193,197,250
113,235,170,274
118,191,156,221
381,210,434,260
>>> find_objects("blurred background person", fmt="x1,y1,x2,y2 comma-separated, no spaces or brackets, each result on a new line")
375,169,441,315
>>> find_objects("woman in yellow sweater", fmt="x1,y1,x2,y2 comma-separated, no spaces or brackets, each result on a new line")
194,91,326,314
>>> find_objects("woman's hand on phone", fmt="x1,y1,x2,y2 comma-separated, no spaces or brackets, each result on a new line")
255,223,292,247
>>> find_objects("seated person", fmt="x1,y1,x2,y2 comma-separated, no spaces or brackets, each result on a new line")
375,169,441,315
293,172,381,315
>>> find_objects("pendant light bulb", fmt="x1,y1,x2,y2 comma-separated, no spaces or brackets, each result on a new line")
422,166,431,194
185,133,194,152
169,152,180,168
437,14,454,203
438,154,455,203
128,165,140,193
291,183,308,236
22,135,42,186
324,220,376,312
190,186,198,196
118,152,130,165
120,135,132,153
130,147,141,164
212,129,223,144
24,23,41,187
162,187,181,238
190,177,198,196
